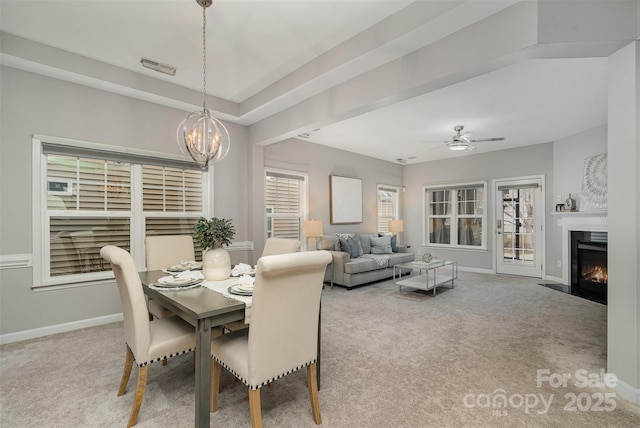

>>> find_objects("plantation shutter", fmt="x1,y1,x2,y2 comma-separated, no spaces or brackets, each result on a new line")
43,146,205,279
378,186,398,233
265,171,303,239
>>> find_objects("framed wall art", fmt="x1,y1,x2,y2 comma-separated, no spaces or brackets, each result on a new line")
581,153,607,210
329,175,362,224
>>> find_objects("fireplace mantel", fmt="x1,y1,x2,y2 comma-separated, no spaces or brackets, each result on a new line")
551,210,608,218
557,211,608,285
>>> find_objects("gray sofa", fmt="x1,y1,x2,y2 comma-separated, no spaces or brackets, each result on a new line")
317,233,415,289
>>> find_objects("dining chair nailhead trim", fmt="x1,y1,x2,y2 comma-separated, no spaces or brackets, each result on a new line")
212,357,317,390
135,348,195,367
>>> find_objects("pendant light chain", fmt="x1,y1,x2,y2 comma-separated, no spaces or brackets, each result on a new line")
201,3,207,112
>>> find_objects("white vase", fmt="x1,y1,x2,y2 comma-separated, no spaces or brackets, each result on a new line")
203,246,231,281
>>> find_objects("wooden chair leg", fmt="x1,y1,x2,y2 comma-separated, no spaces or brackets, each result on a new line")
118,346,134,396
307,363,322,425
127,365,148,427
248,388,262,428
210,360,222,412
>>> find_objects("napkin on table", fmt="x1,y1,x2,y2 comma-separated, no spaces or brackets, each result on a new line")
235,274,255,291
231,263,253,276
176,270,204,281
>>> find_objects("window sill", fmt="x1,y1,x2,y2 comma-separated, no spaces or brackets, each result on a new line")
32,273,115,292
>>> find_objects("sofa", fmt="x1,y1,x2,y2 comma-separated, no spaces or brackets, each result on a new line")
317,233,415,289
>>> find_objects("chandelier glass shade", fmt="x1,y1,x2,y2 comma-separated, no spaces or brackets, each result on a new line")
177,0,230,169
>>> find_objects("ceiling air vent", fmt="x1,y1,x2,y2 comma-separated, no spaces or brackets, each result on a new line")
140,57,176,76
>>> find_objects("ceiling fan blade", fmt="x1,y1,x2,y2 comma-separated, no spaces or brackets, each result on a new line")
467,137,505,143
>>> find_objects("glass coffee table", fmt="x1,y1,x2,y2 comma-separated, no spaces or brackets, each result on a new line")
393,260,458,296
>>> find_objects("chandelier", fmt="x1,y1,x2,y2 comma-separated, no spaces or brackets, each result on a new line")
177,0,230,169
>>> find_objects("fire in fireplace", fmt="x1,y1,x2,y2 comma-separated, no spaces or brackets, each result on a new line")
574,240,607,303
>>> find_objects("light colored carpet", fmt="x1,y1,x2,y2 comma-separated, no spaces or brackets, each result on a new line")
1,272,639,427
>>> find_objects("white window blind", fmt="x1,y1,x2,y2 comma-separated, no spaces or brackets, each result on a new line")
377,185,399,233
265,170,306,240
36,138,208,287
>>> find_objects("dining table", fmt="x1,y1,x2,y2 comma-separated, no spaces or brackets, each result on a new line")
139,269,323,428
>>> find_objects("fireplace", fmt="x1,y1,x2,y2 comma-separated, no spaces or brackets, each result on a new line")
570,231,607,304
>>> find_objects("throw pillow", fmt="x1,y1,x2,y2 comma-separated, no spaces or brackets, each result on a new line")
369,235,393,254
379,232,398,252
347,235,364,258
338,237,352,256
317,235,340,251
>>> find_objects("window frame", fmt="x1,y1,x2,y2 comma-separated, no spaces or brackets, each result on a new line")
264,168,308,241
377,184,400,233
423,181,487,250
32,135,213,289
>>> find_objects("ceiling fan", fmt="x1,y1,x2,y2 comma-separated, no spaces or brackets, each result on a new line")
440,125,505,151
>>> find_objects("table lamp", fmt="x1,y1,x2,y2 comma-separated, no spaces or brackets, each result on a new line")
388,219,404,243
303,220,324,250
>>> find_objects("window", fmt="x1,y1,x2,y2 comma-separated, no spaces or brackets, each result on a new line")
424,182,486,249
265,169,307,240
377,185,400,233
33,136,211,287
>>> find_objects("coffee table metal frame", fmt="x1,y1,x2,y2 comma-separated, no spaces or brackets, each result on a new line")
393,260,458,296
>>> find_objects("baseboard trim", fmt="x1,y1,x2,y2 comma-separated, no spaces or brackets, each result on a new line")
615,378,640,405
543,275,564,284
458,266,494,275
0,313,123,345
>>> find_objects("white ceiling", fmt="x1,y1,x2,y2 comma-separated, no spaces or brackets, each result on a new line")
0,0,626,164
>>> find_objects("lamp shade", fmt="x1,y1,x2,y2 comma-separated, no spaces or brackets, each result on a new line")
388,219,404,234
303,220,324,237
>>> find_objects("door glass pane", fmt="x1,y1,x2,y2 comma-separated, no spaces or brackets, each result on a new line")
502,188,535,265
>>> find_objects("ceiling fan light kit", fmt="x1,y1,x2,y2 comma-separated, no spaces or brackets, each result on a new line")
447,142,472,151
443,125,504,151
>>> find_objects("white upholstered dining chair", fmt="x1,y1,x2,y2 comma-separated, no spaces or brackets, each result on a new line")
222,237,301,332
261,237,301,256
210,250,332,428
144,235,196,320
101,245,196,427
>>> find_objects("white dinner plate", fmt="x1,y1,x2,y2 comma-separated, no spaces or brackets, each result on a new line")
236,283,254,292
157,275,201,286
228,284,253,296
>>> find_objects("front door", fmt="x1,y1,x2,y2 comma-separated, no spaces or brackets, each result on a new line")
495,177,544,278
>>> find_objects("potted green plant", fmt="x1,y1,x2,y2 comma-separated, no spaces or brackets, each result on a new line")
194,217,236,280
194,217,236,249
